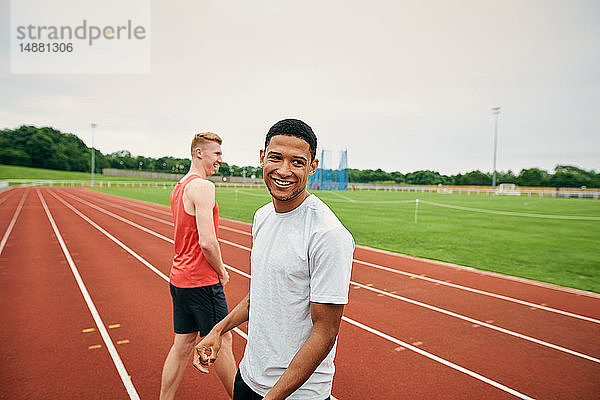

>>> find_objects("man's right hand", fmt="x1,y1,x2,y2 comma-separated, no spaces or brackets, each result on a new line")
219,269,230,286
193,331,223,374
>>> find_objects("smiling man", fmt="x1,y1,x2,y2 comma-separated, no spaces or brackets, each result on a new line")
160,132,236,400
194,119,355,400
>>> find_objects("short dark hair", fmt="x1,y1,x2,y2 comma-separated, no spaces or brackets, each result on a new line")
265,119,317,161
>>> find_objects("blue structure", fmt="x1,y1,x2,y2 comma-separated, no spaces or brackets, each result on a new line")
308,149,348,191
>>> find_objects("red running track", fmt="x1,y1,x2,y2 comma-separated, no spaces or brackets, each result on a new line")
1,187,599,399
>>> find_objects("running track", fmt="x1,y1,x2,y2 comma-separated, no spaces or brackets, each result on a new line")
1,187,599,399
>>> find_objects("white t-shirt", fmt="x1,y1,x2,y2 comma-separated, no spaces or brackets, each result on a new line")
239,194,354,399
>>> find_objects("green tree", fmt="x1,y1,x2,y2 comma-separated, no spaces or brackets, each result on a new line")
455,170,491,185
0,147,31,166
390,171,404,184
26,131,55,169
405,170,449,185
496,170,517,185
518,168,549,187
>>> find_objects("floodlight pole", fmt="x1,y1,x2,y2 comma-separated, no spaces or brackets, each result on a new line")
491,107,501,193
91,123,97,187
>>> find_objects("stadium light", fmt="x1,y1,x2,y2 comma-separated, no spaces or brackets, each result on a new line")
91,123,97,186
491,107,501,192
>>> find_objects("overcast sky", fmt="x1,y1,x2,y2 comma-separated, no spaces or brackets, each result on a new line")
1,0,599,175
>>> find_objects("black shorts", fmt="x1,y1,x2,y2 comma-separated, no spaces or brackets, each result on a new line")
169,282,228,336
233,370,263,400
233,370,330,400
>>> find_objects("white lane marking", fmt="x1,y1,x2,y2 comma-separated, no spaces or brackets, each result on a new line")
218,223,600,308
350,281,600,364
80,191,248,238
37,190,140,400
354,244,600,299
238,189,416,204
341,316,535,400
0,189,16,206
54,192,541,398
233,328,248,340
59,191,174,243
59,192,247,256
219,221,600,299
420,199,600,221
219,238,253,251
83,193,251,238
50,191,249,345
222,236,600,364
322,192,356,203
219,225,252,236
84,189,172,216
0,191,27,256
49,191,172,281
354,259,600,325
58,190,600,361
71,190,600,324
83,190,599,301
218,233,600,325
71,191,173,225
78,192,250,239
231,190,270,198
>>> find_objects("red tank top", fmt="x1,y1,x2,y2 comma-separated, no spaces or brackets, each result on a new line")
170,174,220,288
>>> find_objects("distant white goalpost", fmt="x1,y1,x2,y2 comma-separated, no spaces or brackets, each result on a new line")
496,183,520,196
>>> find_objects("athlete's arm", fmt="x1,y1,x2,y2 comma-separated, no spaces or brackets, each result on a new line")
186,179,229,285
193,292,250,373
263,302,345,400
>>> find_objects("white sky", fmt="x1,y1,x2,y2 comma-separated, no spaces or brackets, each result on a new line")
1,0,599,175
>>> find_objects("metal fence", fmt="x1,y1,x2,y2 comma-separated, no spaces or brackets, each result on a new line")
347,183,600,198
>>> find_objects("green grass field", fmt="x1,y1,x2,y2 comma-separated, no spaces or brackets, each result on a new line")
0,164,178,182
89,186,600,293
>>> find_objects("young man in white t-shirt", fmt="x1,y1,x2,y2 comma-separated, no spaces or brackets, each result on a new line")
194,119,354,400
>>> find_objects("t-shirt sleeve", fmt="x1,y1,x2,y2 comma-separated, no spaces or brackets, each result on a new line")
309,227,355,304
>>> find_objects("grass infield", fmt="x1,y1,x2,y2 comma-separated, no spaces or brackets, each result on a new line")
89,186,600,294
0,164,178,182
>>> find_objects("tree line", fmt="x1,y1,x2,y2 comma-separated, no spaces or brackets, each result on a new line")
1,125,598,187
0,126,262,179
348,166,600,187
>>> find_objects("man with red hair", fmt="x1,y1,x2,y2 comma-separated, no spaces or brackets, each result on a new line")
160,132,236,399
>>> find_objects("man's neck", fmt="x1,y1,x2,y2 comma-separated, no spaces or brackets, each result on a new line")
272,190,311,213
187,163,208,179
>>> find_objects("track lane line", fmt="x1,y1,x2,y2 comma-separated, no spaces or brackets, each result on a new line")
71,191,173,225
353,258,600,324
350,281,600,364
60,191,174,243
224,234,600,364
341,316,534,400
0,191,27,256
63,190,600,362
419,199,600,221
78,191,600,322
83,189,172,216
64,190,340,397
37,189,140,400
49,190,249,343
353,244,600,299
0,188,16,206
219,224,600,309
55,191,539,399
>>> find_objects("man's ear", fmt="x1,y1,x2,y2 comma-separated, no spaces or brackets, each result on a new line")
259,149,265,167
194,147,202,159
309,158,319,176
